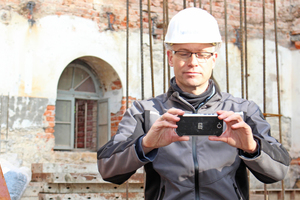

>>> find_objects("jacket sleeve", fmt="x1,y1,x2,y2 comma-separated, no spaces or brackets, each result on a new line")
239,101,291,184
97,101,152,185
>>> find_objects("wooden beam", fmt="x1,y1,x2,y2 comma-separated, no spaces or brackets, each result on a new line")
0,165,11,200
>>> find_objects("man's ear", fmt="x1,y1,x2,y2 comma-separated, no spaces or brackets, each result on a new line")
167,50,174,67
212,52,218,69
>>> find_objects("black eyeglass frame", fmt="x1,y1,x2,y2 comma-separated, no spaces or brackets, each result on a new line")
172,51,214,58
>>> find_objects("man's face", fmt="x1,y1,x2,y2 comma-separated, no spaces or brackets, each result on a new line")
167,43,217,95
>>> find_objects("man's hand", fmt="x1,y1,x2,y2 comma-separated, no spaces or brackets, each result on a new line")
142,108,190,154
208,110,258,154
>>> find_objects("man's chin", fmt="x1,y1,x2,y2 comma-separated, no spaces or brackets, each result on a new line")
185,80,202,87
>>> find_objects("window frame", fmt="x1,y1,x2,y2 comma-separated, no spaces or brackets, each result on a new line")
54,97,75,150
54,60,110,151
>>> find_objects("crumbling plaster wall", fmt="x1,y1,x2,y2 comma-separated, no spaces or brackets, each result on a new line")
0,0,299,189
0,11,150,109
0,8,169,167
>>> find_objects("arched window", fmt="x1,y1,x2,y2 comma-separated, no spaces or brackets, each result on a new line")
54,60,110,151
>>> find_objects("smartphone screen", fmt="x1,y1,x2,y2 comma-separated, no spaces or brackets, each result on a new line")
176,114,223,136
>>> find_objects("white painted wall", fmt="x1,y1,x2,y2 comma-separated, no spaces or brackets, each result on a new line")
291,50,300,157
0,11,300,176
0,12,151,108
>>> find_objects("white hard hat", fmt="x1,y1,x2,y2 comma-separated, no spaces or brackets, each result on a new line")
164,7,222,44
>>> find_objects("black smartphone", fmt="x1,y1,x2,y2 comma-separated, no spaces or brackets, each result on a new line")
176,114,223,137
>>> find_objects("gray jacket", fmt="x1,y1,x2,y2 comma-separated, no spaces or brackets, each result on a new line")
97,86,291,200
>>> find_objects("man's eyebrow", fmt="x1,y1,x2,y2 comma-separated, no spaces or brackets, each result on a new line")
174,48,212,52
173,46,215,52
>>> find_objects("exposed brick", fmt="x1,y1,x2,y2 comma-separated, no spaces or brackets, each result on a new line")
2,0,297,48
48,122,55,128
111,79,122,90
43,110,54,116
45,128,55,133
295,41,300,49
291,158,300,165
111,126,118,133
291,30,300,35
46,116,55,121
47,105,55,111
36,132,55,139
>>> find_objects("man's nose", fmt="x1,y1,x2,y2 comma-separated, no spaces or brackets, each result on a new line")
187,53,199,66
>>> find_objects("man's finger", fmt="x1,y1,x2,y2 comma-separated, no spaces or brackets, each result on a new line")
167,108,185,115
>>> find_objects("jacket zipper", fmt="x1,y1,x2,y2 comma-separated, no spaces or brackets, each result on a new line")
174,86,216,200
158,185,165,200
233,183,243,200
192,136,200,200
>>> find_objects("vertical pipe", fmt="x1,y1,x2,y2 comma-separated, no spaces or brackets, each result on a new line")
273,0,285,199
163,0,166,93
140,0,145,100
148,0,155,97
199,0,201,8
166,0,170,88
263,0,266,114
183,0,186,9
84,102,87,149
224,0,229,93
75,102,78,149
262,0,267,199
126,0,130,108
243,0,251,194
126,0,130,198
194,0,196,7
210,0,212,14
244,0,248,100
239,0,244,98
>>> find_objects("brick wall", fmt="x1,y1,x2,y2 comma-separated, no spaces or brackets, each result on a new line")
45,96,137,148
43,105,55,135
76,99,97,149
110,96,137,137
0,0,299,48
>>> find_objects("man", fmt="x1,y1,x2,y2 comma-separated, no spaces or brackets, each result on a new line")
97,7,291,200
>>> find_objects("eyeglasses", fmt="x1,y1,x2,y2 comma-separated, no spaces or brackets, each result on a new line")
172,51,214,63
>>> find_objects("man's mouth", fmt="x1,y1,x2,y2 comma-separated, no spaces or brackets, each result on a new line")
184,72,200,75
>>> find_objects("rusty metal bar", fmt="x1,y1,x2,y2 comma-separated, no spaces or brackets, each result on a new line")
147,0,155,97
84,102,87,149
126,0,129,108
244,0,248,100
262,0,267,113
273,0,281,140
239,0,244,98
244,0,251,186
262,0,268,197
126,4,130,198
140,0,145,100
263,0,266,115
263,113,282,118
273,0,285,199
264,184,268,200
75,102,78,149
125,2,129,194
224,0,229,93
166,0,170,88
163,0,166,93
